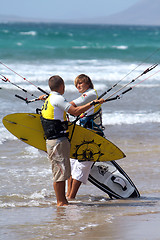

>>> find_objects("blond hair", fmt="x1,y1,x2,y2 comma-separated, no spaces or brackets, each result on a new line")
74,74,94,89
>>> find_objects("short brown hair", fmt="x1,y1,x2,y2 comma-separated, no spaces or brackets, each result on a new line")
74,74,94,89
48,75,64,91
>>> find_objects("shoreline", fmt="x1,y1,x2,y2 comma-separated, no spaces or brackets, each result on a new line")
0,123,160,240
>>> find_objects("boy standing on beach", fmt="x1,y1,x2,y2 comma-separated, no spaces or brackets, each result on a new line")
67,74,104,199
40,75,104,206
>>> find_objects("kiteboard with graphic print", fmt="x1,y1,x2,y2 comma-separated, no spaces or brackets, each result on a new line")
88,161,140,199
2,113,126,162
3,113,140,198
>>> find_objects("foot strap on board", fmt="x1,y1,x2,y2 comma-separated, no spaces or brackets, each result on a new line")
111,176,127,191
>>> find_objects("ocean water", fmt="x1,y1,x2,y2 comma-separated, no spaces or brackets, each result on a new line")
0,23,160,240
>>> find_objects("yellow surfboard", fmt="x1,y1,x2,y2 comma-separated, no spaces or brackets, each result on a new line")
2,113,125,162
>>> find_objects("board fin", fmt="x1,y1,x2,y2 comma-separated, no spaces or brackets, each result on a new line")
20,137,28,141
27,114,36,118
4,119,17,125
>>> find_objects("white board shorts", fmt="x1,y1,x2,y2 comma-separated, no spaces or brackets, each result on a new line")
70,158,93,184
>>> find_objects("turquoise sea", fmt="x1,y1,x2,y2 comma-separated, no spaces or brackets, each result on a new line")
1,23,160,62
0,23,160,240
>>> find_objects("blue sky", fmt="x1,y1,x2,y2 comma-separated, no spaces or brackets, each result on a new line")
1,0,140,21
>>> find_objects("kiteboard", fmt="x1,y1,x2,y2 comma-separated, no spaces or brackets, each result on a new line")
88,161,140,199
2,113,125,162
2,113,140,199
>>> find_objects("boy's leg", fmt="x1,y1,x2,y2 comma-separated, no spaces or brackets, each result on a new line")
68,179,82,199
54,181,68,206
66,176,73,197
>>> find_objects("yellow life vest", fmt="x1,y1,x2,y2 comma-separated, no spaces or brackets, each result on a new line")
41,94,67,121
94,89,101,113
41,94,68,139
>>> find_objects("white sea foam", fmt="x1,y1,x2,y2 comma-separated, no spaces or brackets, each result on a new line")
19,31,37,36
0,189,55,208
21,146,45,158
105,214,115,223
80,223,99,231
72,46,88,49
112,45,128,50
0,124,16,144
16,42,23,46
1,60,159,92
2,29,9,33
102,111,160,125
